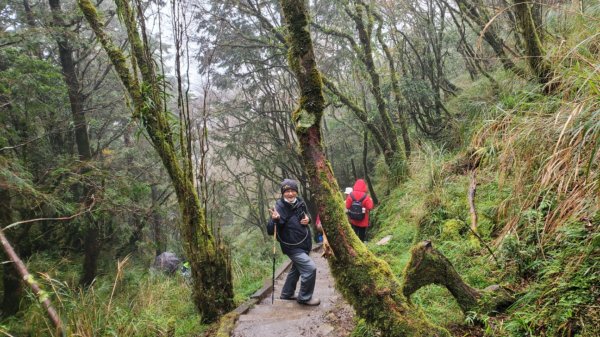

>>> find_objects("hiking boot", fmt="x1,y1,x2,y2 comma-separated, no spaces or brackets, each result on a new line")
279,295,297,300
297,297,320,306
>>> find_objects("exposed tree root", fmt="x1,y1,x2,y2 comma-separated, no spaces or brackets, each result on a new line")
403,241,515,315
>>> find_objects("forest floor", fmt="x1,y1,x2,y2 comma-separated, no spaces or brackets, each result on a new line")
232,247,356,337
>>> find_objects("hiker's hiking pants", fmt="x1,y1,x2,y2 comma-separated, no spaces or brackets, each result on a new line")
281,252,316,302
351,225,367,242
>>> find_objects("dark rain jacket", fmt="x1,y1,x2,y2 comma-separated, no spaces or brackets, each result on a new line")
266,197,312,255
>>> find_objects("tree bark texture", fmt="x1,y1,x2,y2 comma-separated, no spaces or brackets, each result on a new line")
78,0,233,322
403,241,514,314
468,170,478,232
278,1,448,335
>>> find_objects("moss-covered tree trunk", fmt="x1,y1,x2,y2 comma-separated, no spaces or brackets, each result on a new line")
278,1,448,335
454,0,525,75
513,0,555,90
403,241,514,314
374,12,411,160
347,1,400,158
77,0,233,322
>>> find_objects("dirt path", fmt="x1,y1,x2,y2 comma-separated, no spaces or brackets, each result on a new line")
232,248,355,337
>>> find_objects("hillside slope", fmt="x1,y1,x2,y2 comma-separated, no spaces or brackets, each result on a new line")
368,5,599,336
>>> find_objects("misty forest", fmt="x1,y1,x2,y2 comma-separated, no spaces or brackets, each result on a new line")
0,0,598,336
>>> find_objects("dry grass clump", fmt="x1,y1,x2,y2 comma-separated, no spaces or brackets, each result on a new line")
472,96,598,242
470,5,600,241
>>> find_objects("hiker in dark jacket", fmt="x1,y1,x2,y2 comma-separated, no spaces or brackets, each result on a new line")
267,179,320,306
345,179,374,242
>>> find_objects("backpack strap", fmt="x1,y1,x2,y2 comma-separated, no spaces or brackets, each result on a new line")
350,193,367,203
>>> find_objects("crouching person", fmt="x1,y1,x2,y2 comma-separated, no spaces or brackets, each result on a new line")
267,179,320,306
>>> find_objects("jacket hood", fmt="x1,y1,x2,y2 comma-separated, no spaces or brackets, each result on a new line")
353,179,368,193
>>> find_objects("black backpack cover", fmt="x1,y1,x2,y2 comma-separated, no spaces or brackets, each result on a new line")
348,193,367,220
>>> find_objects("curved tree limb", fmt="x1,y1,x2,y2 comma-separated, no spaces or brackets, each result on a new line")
403,241,514,314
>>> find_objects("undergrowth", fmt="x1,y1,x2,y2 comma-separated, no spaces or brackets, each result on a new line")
2,256,204,337
498,221,600,336
364,4,599,336
1,227,277,336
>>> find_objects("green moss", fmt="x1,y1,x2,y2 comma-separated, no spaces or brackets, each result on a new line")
213,312,239,337
440,219,466,241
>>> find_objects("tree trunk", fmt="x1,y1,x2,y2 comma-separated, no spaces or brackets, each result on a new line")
48,0,100,287
362,130,378,205
151,184,165,255
342,139,359,181
347,1,400,160
0,187,22,317
448,2,498,89
468,170,478,232
78,0,234,322
454,0,525,75
403,241,514,314
513,0,556,90
278,1,448,335
374,13,411,160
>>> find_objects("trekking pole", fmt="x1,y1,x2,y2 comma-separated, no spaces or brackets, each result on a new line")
271,224,277,304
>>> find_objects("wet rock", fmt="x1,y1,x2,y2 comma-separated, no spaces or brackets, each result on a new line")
152,252,181,275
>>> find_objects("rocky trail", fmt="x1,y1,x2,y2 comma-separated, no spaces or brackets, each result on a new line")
232,247,355,337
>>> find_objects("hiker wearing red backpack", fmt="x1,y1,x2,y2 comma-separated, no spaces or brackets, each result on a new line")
345,179,374,242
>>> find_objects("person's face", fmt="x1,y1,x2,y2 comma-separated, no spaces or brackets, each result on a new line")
283,189,298,200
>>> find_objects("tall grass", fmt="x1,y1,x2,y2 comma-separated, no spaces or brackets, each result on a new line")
3,254,204,337
368,144,502,329
221,223,288,302
459,4,600,335
470,3,600,240
365,5,599,335
1,215,279,336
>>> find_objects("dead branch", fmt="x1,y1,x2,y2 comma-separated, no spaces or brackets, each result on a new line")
468,169,478,232
0,228,64,336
